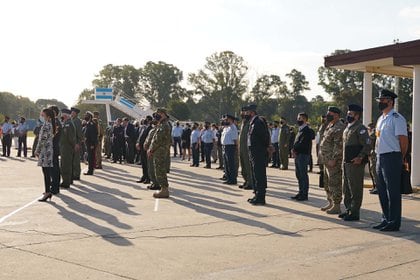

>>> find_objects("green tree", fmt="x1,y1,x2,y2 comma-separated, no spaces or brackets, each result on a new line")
139,61,186,108
188,51,248,121
167,100,191,120
35,99,68,110
286,69,310,98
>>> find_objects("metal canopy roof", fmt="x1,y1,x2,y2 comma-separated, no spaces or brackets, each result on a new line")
324,39,420,78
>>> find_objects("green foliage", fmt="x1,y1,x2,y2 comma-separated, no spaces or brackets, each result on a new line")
35,99,68,110
167,100,191,120
188,51,248,121
0,92,40,120
139,61,187,108
286,69,310,98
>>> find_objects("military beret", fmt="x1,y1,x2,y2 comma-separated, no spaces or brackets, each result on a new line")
61,108,71,114
225,114,235,120
93,111,100,115
348,104,363,112
328,106,341,114
145,115,153,121
245,104,257,112
376,89,397,100
70,107,80,114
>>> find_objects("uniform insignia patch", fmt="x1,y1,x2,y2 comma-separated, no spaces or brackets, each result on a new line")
360,129,366,134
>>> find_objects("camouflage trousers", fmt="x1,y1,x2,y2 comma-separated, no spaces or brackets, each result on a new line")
324,164,343,204
95,138,103,167
154,149,169,188
148,153,157,185
240,147,254,187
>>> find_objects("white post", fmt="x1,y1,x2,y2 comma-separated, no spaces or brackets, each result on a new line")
395,77,400,112
105,103,112,125
363,72,373,126
412,65,420,187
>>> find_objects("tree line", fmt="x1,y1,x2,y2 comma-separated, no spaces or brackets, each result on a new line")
1,49,413,125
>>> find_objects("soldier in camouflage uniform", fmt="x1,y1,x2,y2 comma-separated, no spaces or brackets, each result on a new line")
319,106,345,214
367,123,378,194
144,119,159,190
59,109,76,188
239,107,254,190
70,107,83,180
340,104,371,221
93,111,104,169
148,108,172,198
317,115,328,188
278,117,291,170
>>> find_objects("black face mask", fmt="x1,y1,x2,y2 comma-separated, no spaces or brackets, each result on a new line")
154,114,161,121
280,121,284,125
326,115,334,122
378,102,388,111
244,115,251,121
346,115,355,123
297,120,304,126
84,116,90,121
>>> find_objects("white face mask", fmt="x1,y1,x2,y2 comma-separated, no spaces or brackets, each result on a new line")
39,116,45,123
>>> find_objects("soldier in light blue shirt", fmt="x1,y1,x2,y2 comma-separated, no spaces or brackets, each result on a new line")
1,116,13,157
201,121,216,168
373,89,408,232
190,123,201,167
16,117,29,157
221,115,238,184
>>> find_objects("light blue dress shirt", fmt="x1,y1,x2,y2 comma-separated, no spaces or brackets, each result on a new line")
375,109,407,155
271,127,279,144
221,124,238,145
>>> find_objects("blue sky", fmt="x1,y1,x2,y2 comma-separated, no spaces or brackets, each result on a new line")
1,0,419,107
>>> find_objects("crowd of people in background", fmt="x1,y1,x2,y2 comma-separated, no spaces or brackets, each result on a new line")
0,88,413,231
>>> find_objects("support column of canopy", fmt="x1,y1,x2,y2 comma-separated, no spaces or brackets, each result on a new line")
363,72,373,126
105,103,112,125
411,65,420,187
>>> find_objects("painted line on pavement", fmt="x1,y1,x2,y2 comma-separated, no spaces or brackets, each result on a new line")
0,197,41,225
154,199,159,212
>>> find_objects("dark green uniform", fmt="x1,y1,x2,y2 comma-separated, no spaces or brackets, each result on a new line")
144,126,158,186
239,119,253,188
342,120,371,218
149,120,171,190
60,119,76,186
279,123,290,169
95,118,105,168
368,129,377,187
72,117,83,179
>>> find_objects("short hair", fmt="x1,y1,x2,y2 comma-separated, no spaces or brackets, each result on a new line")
298,112,308,120
50,105,59,116
123,117,129,122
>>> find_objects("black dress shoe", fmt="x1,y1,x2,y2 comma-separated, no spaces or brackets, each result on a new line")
243,185,253,190
223,181,237,185
60,184,70,189
143,179,151,184
296,196,308,201
73,177,80,181
370,188,378,194
247,196,257,202
83,172,93,175
137,178,145,183
219,177,227,181
379,222,399,232
373,220,388,229
290,194,301,200
250,199,266,206
343,214,360,221
338,211,349,218
238,185,245,189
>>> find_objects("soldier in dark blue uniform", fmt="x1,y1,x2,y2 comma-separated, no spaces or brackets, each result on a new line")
245,104,270,205
373,89,408,232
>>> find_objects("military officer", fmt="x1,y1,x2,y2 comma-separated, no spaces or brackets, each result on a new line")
367,123,378,194
278,117,290,170
70,107,83,180
246,104,270,205
221,114,238,185
373,89,408,232
93,111,104,169
317,115,327,188
239,106,254,190
340,104,371,221
148,108,172,198
59,109,76,189
319,106,345,214
143,117,159,189
83,111,98,175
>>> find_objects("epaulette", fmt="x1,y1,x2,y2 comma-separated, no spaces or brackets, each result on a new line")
393,112,399,118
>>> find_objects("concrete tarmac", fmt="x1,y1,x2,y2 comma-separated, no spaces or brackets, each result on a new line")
0,153,419,280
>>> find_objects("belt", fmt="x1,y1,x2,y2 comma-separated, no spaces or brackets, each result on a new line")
379,151,401,155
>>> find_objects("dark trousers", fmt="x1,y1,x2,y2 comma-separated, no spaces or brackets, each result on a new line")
51,155,60,193
192,143,199,166
204,143,213,167
126,139,135,163
113,141,124,163
249,146,267,197
42,167,53,194
2,134,11,157
377,152,402,228
201,142,205,161
140,149,149,180
32,136,39,157
87,145,96,174
295,153,310,197
223,145,237,183
173,137,182,156
217,143,224,168
272,142,280,167
18,135,27,157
